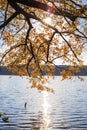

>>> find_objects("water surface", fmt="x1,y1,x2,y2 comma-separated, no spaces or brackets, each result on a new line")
0,76,87,130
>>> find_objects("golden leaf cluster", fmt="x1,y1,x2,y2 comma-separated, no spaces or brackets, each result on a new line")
0,0,87,92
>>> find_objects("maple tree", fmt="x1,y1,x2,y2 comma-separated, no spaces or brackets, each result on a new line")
0,0,87,92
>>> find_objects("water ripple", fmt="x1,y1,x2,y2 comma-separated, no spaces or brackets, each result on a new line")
0,76,87,129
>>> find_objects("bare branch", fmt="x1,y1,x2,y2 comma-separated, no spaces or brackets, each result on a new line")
60,33,80,62
7,0,81,22
0,11,18,30
47,32,56,62
1,2,9,37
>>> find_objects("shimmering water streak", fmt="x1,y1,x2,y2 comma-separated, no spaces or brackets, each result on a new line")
39,92,52,130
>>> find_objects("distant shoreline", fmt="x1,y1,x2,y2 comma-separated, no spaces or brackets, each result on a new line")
0,66,87,76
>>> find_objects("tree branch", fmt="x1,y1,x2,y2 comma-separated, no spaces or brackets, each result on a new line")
0,11,18,30
60,33,80,62
7,0,81,22
0,43,26,64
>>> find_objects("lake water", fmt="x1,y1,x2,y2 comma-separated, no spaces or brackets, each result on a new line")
0,76,87,130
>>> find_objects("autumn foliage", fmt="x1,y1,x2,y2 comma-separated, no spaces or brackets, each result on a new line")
0,0,87,92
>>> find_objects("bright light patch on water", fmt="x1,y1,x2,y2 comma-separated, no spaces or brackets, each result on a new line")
43,92,49,115
40,92,52,130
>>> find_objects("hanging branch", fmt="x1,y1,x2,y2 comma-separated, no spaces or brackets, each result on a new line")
47,32,56,62
0,43,26,64
60,33,80,62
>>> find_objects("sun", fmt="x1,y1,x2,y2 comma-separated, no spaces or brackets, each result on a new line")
44,17,52,24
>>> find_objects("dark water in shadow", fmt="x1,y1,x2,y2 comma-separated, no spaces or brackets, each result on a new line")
0,76,87,130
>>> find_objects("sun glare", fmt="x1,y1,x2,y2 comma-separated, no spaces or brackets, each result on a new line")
44,17,52,24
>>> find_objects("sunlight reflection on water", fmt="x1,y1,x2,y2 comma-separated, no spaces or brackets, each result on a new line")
40,92,52,130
